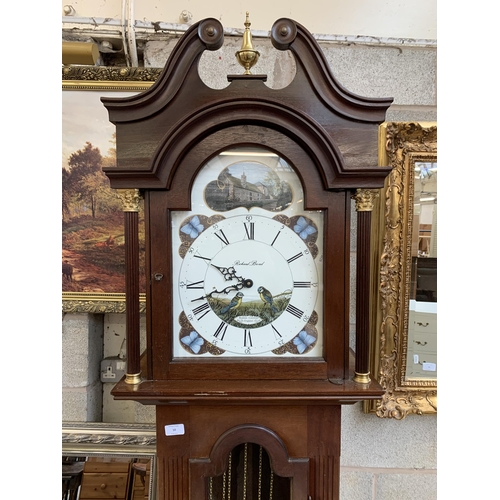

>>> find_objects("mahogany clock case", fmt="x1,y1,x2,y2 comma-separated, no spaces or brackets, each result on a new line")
101,17,392,390
100,16,393,500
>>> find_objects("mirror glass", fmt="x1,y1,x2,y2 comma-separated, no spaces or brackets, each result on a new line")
62,455,153,500
406,161,437,380
62,423,156,499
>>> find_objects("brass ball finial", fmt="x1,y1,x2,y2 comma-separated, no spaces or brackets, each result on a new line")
235,12,260,75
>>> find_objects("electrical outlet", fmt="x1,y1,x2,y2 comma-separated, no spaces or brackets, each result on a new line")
100,357,126,382
102,365,116,379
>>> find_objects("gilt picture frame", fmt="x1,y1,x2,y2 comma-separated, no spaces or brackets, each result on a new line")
365,122,437,418
62,422,157,499
62,67,161,313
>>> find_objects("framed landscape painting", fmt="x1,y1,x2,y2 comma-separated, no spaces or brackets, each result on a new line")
62,67,161,313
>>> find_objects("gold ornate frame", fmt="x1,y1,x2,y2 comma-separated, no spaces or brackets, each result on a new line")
62,67,161,313
365,122,437,418
62,422,157,499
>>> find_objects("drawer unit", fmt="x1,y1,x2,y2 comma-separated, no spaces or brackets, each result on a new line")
412,311,437,334
411,331,436,355
79,459,131,500
407,303,437,380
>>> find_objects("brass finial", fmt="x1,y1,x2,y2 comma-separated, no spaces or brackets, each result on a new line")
235,12,260,75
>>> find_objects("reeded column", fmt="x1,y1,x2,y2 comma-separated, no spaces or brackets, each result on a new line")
116,188,142,384
351,189,379,384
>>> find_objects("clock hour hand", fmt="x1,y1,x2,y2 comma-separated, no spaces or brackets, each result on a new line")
210,264,239,281
210,264,253,288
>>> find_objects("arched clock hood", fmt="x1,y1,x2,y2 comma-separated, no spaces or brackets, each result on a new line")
101,17,392,190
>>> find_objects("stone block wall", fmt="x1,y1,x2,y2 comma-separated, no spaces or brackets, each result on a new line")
62,313,103,421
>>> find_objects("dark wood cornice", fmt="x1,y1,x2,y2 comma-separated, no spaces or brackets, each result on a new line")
271,18,393,121
100,18,224,121
102,17,392,192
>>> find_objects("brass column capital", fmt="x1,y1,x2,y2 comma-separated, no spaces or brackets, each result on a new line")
351,188,379,212
116,188,142,212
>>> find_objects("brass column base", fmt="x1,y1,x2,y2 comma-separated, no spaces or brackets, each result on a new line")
125,372,142,385
353,372,371,384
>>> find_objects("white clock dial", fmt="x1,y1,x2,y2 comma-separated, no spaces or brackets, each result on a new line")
178,214,319,355
171,147,324,358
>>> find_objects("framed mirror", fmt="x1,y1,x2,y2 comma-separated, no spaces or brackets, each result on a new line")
62,422,157,499
365,122,437,418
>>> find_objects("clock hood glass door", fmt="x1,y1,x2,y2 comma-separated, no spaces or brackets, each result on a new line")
170,147,324,359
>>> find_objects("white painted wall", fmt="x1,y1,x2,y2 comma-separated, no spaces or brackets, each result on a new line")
62,0,437,39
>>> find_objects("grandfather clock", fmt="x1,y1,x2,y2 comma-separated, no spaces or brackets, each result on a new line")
102,14,392,500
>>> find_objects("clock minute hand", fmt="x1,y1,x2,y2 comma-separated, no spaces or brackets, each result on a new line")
208,282,244,297
190,282,243,303
185,265,254,302
191,276,253,302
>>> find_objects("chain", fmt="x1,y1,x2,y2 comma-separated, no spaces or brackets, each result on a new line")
228,451,232,500
243,443,248,500
258,445,263,500
269,469,274,500
211,445,283,500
